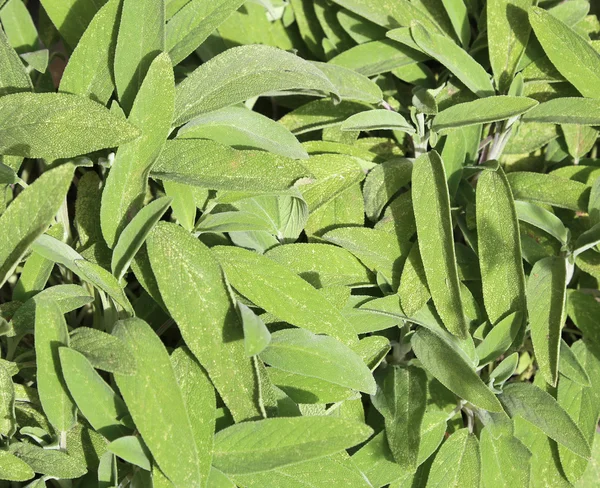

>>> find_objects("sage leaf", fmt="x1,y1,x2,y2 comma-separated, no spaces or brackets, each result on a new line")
0,163,73,287
432,96,538,131
427,429,481,488
260,328,376,394
113,317,202,486
212,416,373,474
151,139,311,192
114,0,165,113
476,167,527,326
312,61,383,103
499,382,591,459
0,450,34,482
0,360,16,437
101,53,174,247
340,109,415,133
39,0,104,47
515,200,570,247
476,312,523,366
239,303,271,357
522,98,600,125
8,442,86,479
34,299,77,433
529,6,600,99
213,246,358,345
174,45,338,126
0,26,32,96
412,327,503,412
59,347,130,441
107,436,151,471
147,222,262,421
412,151,467,337
559,340,590,387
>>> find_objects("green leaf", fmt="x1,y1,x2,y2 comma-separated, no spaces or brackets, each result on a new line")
74,260,134,315
0,360,16,437
480,420,531,488
411,21,493,98
0,27,32,96
212,416,373,474
114,0,165,113
499,382,591,459
146,222,262,421
260,328,376,394
312,61,383,103
9,442,86,479
59,347,130,441
213,246,358,345
111,196,172,281
567,290,600,346
0,93,140,159
166,0,244,65
59,0,121,104
529,6,600,99
0,450,34,482
330,39,426,77
522,98,600,125
507,171,590,211
0,163,73,287
476,312,523,365
163,180,196,231
476,167,527,326
528,256,567,387
151,139,311,192
1,0,36,53
174,44,338,126
265,243,372,288
34,299,77,433
171,346,216,486
515,200,570,246
559,340,591,387
340,109,415,133
441,0,470,47
363,158,413,222
427,429,481,488
488,0,535,93
372,365,427,469
178,107,308,160
432,96,538,131
101,53,174,248
279,100,371,135
39,0,105,47
113,317,202,486
440,128,466,198
412,327,503,412
239,303,271,357
412,151,467,337
107,436,151,471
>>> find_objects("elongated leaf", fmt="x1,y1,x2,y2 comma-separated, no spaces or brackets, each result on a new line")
522,98,600,125
107,436,151,470
59,347,130,441
147,222,262,421
260,328,375,394
412,151,466,337
9,442,86,479
102,53,174,248
488,0,535,93
111,196,172,281
528,256,567,387
265,243,372,288
113,318,202,486
476,167,527,326
372,365,427,469
0,450,34,482
476,312,523,365
178,107,308,160
0,361,16,437
238,303,271,357
529,6,600,99
341,109,415,133
559,340,590,387
59,0,121,104
427,429,481,488
411,21,494,97
0,93,140,158
499,382,591,458
114,0,165,112
0,25,32,96
69,326,136,375
34,299,77,433
480,420,531,488
166,0,243,65
151,139,311,192
312,62,383,103
0,163,73,287
212,416,373,474
171,347,216,488
432,96,538,131
213,246,357,345
39,0,105,47
75,260,134,315
174,45,338,126
515,200,570,246
412,327,503,412
507,171,589,211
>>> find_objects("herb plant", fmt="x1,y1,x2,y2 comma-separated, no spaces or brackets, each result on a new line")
1,0,600,486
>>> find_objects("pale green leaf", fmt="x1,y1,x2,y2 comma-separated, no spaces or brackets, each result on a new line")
239,302,271,357
427,429,481,488
113,317,202,486
0,450,34,482
476,312,523,366
75,260,134,315
312,61,383,103
341,109,415,133
107,436,151,471
559,340,591,387
9,442,86,479
39,0,105,47
515,200,570,246
522,98,600,125
442,0,470,47
0,361,16,437
0,26,32,96
0,0,37,52
69,326,136,375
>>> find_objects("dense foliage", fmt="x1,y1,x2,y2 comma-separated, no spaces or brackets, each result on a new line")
1,0,600,486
